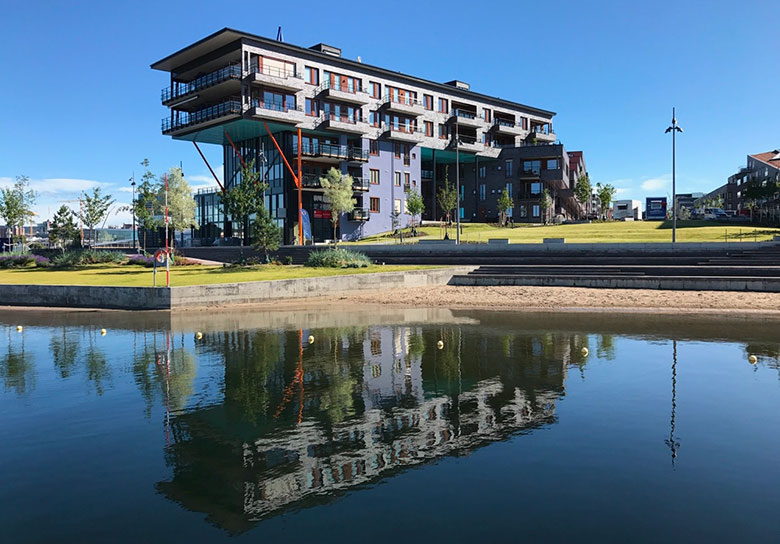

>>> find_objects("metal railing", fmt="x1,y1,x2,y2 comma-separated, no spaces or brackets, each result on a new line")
161,99,242,132
317,79,366,95
421,169,434,179
291,141,347,158
161,64,242,102
318,111,365,125
452,109,478,119
349,208,370,221
246,63,302,79
383,93,422,107
348,147,369,161
494,118,517,128
530,125,554,135
381,121,424,134
301,173,322,188
352,178,370,191
251,99,303,113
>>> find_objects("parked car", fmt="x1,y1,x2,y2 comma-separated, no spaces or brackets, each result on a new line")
703,207,728,220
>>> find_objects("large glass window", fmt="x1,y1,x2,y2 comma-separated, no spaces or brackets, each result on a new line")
424,94,433,110
370,197,380,212
438,98,448,113
533,205,540,217
479,166,486,178
547,159,559,170
530,182,542,195
523,160,541,175
305,66,319,85
370,169,380,184
505,159,513,177
479,184,486,201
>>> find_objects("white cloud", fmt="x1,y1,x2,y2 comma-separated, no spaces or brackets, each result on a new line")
0,176,110,195
640,174,671,192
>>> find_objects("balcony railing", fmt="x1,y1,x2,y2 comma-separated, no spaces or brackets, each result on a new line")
452,109,477,119
161,99,242,133
251,99,303,113
349,208,370,221
246,63,302,80
291,141,347,159
352,177,370,191
530,125,554,135
317,80,365,94
318,111,365,125
494,118,517,128
383,93,423,107
301,173,322,188
347,147,369,161
381,122,424,135
161,64,242,103
421,169,434,179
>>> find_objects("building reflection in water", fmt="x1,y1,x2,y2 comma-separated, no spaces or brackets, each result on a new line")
152,324,584,534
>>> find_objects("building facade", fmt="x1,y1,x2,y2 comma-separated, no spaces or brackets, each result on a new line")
727,150,780,217
153,28,581,243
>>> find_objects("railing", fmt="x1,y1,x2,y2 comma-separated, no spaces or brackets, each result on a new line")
251,99,303,113
161,64,242,102
383,93,423,107
301,173,322,188
452,136,478,146
161,99,242,133
452,109,477,119
318,111,365,125
381,121,424,134
317,79,365,94
530,125,554,135
349,208,370,221
348,147,369,161
421,169,434,179
352,177,370,191
494,118,517,128
291,141,347,158
491,141,516,149
246,63,302,80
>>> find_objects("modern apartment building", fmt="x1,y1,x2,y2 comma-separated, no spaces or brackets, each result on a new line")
727,150,780,214
152,28,579,243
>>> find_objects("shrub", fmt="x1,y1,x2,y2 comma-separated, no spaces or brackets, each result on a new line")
52,249,125,268
306,248,371,268
127,255,155,267
284,256,293,265
0,254,50,268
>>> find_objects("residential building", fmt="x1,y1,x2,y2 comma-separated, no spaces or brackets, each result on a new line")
728,150,780,215
693,184,735,211
675,193,704,215
152,28,578,243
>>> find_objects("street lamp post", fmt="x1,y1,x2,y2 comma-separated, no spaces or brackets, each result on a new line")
130,174,137,251
455,120,461,244
665,108,683,243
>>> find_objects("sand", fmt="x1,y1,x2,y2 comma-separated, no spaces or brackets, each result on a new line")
318,285,780,315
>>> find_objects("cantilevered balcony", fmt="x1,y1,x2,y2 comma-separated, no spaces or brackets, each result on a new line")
291,141,347,163
382,93,424,116
161,64,242,106
381,122,424,143
492,118,524,137
449,136,482,154
349,208,370,221
301,173,323,190
248,100,305,125
352,177,370,192
161,99,242,134
316,81,370,105
317,112,370,135
449,109,483,129
347,147,369,162
529,124,556,142
245,64,306,92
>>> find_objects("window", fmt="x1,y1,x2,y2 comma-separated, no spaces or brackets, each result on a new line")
394,172,401,186
369,110,380,127
530,182,542,195
424,94,433,110
438,124,448,139
369,140,379,156
519,204,527,218
479,166,486,178
370,168,380,184
305,98,318,116
305,66,319,85
459,207,465,219
523,160,541,175
505,159,513,177
403,145,410,166
404,172,410,190
424,121,433,137
370,81,381,98
483,108,491,122
547,159,559,170
479,184,486,201
394,143,401,159
438,97,448,113
370,197,380,212
532,205,540,217
394,199,402,214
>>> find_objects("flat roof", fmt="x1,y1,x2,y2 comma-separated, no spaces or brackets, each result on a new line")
151,28,556,118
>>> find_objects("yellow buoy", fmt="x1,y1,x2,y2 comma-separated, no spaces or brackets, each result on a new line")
16,325,23,332
437,340,444,349
748,355,757,364
581,347,589,356
308,335,315,344
195,332,203,340
100,328,107,336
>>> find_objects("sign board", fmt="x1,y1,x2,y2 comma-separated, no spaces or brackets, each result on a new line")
313,209,332,219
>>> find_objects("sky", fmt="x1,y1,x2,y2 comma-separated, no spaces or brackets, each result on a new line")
1,0,778,225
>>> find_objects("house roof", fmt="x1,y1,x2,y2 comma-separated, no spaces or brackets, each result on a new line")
750,150,780,169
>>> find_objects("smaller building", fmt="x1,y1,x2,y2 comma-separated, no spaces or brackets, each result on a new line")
645,197,667,220
612,199,642,220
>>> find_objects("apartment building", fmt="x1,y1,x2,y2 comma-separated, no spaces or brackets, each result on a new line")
152,28,575,243
728,150,780,214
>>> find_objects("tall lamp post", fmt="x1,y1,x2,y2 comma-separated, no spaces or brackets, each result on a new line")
130,174,137,251
665,108,683,242
454,120,461,244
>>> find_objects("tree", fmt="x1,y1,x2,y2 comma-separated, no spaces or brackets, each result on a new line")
405,189,425,232
77,187,114,247
219,159,268,257
539,188,552,224
596,183,616,220
496,188,514,226
128,159,162,253
319,167,355,244
574,173,592,218
437,166,458,235
252,207,282,262
742,178,764,222
49,205,79,251
161,167,198,248
0,175,37,246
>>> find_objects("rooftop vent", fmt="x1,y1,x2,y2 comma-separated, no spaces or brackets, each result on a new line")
309,43,341,57
444,80,470,90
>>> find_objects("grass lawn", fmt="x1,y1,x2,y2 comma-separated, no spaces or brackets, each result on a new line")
0,264,430,287
351,220,780,244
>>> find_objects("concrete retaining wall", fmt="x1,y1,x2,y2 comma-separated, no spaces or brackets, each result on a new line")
0,284,171,310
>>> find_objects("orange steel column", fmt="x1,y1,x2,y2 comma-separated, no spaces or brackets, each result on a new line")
297,128,303,245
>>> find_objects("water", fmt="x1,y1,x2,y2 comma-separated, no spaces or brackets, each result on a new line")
1,307,779,542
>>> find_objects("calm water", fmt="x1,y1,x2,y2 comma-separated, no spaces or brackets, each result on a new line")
1,308,779,543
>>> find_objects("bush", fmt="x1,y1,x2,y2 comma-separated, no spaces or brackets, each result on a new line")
306,248,371,268
126,254,198,268
0,254,51,269
52,249,125,268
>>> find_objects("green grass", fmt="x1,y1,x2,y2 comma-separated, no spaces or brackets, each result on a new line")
0,264,430,287
351,220,780,244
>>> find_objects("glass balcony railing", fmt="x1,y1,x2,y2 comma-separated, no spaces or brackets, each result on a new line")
291,141,348,158
161,99,242,133
348,147,369,161
421,169,434,179
352,178,370,191
531,125,554,135
317,80,365,95
246,64,302,80
494,118,517,128
381,122,424,135
300,173,322,188
383,93,423,107
161,64,241,103
250,99,302,113
452,109,477,120
319,112,365,125
349,208,370,221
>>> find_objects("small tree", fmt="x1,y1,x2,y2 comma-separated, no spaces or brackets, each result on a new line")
596,183,616,220
574,173,592,218
437,167,458,238
319,167,355,244
539,188,552,224
162,167,198,248
77,187,114,247
130,159,162,253
496,188,514,226
252,207,282,262
405,189,425,232
219,159,268,258
0,175,37,246
49,205,79,251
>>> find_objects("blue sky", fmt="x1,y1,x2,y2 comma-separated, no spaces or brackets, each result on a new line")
1,0,777,224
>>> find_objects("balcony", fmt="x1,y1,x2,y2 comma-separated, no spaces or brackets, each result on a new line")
161,64,242,106
301,173,323,189
352,177,370,192
347,147,369,162
492,118,524,136
248,100,305,125
529,125,556,142
291,141,347,163
349,208,370,222
161,99,242,134
316,80,370,105
449,109,483,129
245,64,305,92
449,136,482,154
317,112,370,135
382,93,424,116
381,122,424,143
